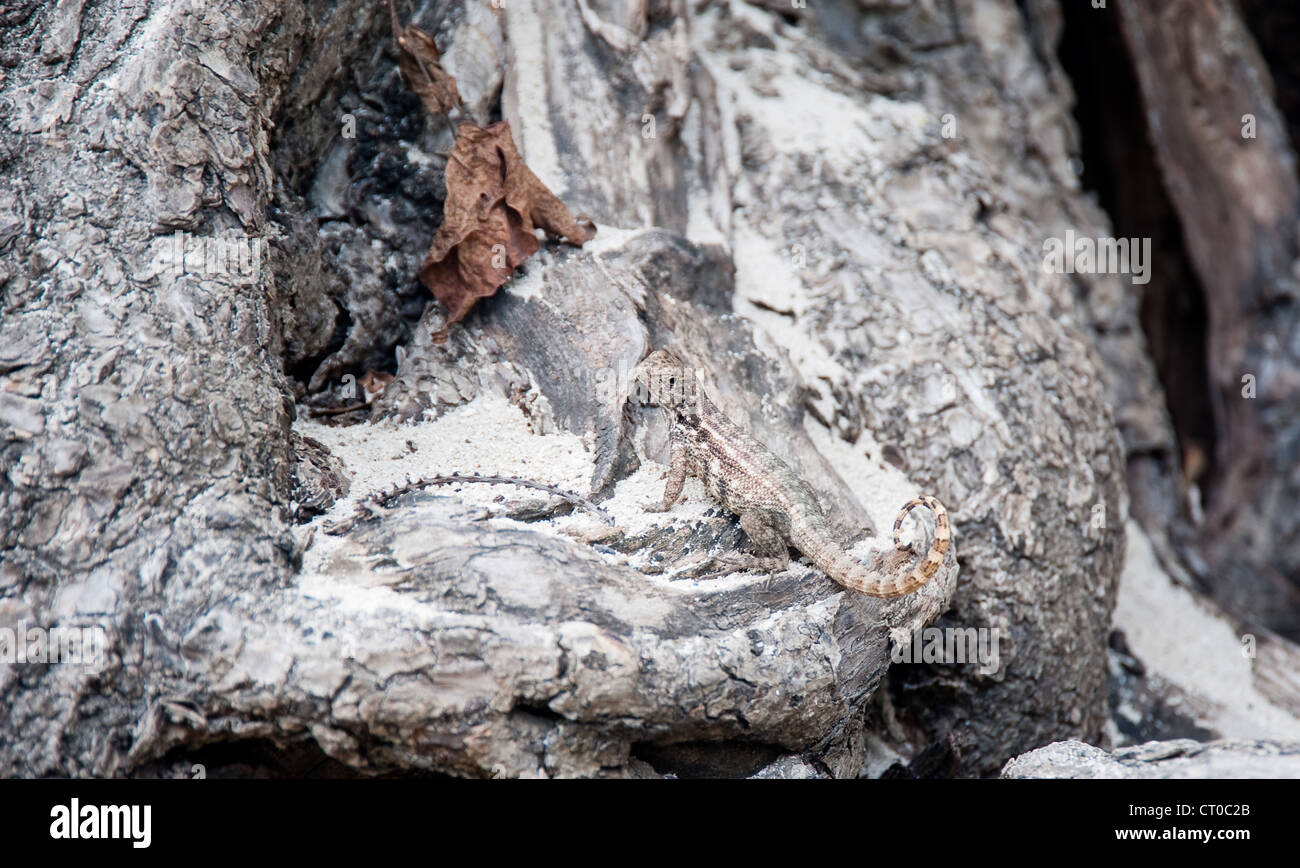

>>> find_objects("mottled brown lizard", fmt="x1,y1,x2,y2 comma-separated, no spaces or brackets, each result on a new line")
631,350,950,598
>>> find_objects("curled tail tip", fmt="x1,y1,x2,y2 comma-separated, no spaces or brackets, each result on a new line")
890,494,950,546
888,494,951,594
837,496,953,597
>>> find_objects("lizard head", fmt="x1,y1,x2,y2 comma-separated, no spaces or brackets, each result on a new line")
631,350,700,411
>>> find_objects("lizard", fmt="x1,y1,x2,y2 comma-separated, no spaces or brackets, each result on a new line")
629,350,950,598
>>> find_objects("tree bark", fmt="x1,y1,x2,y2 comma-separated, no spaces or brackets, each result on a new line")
0,0,1139,777
1117,0,1300,636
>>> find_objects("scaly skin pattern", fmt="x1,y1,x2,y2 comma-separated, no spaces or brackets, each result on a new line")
631,350,950,598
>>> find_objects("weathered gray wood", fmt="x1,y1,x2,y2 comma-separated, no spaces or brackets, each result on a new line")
1117,0,1300,636
1004,739,1300,779
0,0,1144,778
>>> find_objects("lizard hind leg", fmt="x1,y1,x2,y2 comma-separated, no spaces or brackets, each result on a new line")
687,510,792,580
730,509,793,573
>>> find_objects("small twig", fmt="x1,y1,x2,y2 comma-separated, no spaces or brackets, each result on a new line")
385,474,616,525
307,402,369,417
324,472,615,536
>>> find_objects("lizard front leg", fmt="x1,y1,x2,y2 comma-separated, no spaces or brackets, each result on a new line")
644,422,689,512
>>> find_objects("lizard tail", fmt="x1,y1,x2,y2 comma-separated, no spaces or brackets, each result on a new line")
792,494,951,598
882,495,951,596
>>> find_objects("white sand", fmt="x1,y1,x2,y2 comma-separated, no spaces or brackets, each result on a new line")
295,392,595,573
294,387,762,584
1115,521,1300,740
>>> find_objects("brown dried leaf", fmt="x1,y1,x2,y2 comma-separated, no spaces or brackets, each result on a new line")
391,3,462,116
421,121,596,342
